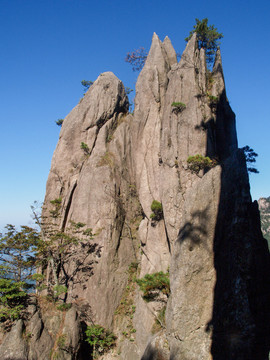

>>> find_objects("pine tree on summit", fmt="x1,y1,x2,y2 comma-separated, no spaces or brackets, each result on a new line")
126,18,223,71
185,18,223,65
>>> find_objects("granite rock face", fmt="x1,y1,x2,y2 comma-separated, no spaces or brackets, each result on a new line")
1,34,269,360
0,298,85,360
258,196,270,247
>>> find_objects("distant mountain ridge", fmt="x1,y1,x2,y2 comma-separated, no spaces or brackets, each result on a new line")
258,196,270,246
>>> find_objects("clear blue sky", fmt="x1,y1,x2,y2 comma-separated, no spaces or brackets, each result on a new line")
0,0,269,229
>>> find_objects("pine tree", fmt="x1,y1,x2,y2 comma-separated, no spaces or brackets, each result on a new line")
185,18,223,65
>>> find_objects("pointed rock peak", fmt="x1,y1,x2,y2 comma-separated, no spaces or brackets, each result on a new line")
144,32,166,68
210,48,226,97
212,48,224,78
152,32,159,41
148,32,162,54
179,32,197,67
162,36,177,66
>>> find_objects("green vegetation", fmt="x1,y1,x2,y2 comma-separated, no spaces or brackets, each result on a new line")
49,197,62,218
0,279,27,322
0,224,39,322
185,18,223,66
85,324,117,359
70,220,86,230
207,94,219,111
0,201,97,326
126,19,222,73
152,305,166,333
55,119,64,126
125,87,133,95
171,102,186,114
207,94,218,103
56,303,72,311
114,262,138,341
187,154,217,174
81,142,91,156
57,334,67,350
53,285,68,300
31,204,97,303
150,200,163,221
136,271,170,301
0,224,39,283
242,145,259,174
81,80,93,92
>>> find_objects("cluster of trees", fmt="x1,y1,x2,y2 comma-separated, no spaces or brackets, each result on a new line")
125,18,223,71
185,18,223,65
0,225,39,321
0,201,97,324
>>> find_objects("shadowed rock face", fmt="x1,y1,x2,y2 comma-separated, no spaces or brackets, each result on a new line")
1,34,269,360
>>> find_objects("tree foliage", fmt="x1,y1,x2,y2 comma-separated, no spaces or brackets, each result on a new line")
0,225,39,283
125,47,148,72
0,279,27,322
150,200,163,221
81,80,93,92
242,145,259,174
171,102,186,114
0,200,98,323
31,202,98,302
55,119,64,126
187,154,217,174
0,225,39,323
136,271,170,301
185,18,223,65
85,325,117,359
81,142,90,155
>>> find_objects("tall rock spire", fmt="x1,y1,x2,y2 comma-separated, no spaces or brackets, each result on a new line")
0,33,269,360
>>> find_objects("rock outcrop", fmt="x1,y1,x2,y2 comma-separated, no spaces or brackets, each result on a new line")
258,196,270,247
1,33,269,360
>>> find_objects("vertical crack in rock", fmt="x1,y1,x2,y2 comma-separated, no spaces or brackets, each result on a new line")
61,181,77,231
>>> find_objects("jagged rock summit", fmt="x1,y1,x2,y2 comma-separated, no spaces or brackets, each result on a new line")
1,33,269,360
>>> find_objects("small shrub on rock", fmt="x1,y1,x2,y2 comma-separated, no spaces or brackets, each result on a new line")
49,197,62,218
136,271,170,301
187,154,217,174
56,303,72,311
171,102,186,114
150,200,163,221
81,142,90,156
55,119,64,126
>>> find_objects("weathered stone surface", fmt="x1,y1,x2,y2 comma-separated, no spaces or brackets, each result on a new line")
42,72,136,330
0,303,85,360
258,196,270,247
141,332,170,360
0,320,28,360
2,32,269,360
166,167,221,359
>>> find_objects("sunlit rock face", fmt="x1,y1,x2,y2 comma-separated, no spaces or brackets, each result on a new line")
1,34,269,360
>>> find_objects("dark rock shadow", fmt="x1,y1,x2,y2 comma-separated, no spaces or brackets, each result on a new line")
177,207,209,251
141,342,168,360
206,91,270,360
